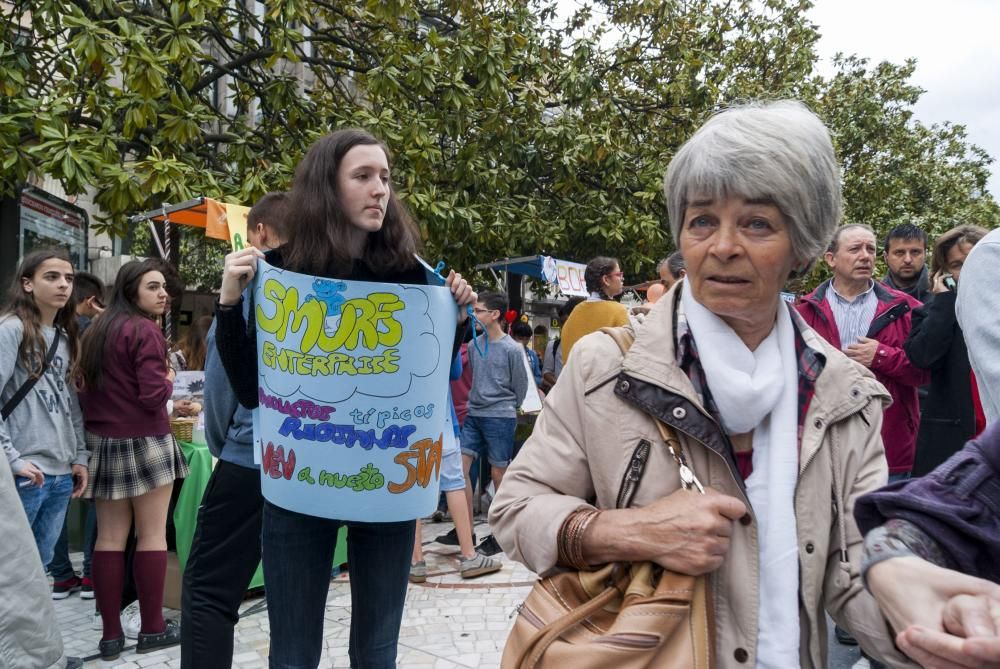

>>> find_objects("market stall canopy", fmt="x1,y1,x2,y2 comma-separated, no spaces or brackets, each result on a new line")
128,197,250,257
475,255,588,298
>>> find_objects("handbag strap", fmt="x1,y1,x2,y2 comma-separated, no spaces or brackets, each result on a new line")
522,584,622,669
2,328,61,421
515,327,711,669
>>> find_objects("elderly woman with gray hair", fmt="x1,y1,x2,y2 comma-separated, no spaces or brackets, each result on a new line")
490,101,915,667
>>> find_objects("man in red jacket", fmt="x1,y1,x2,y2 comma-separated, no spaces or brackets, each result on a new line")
798,224,929,480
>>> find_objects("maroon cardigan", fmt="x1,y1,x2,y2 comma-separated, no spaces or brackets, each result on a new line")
79,316,172,438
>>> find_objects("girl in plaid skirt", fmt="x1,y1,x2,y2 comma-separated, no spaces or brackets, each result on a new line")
78,258,188,660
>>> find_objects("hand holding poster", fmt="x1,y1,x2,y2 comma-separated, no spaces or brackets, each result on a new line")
252,260,454,521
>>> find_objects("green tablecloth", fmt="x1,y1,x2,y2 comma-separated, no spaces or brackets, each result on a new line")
173,441,348,591
173,440,264,589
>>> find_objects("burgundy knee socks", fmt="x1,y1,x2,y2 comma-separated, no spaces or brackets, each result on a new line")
91,550,125,640
133,550,167,634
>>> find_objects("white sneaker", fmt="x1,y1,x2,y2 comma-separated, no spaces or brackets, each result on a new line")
121,601,141,640
92,612,102,631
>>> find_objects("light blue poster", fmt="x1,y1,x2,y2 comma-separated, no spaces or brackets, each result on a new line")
252,260,454,521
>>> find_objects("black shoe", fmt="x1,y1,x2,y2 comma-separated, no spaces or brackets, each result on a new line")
66,657,84,669
476,534,504,556
834,625,858,646
98,636,125,661
136,619,181,654
435,527,473,546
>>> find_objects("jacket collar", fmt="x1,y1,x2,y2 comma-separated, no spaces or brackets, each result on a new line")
616,282,889,473
806,277,907,308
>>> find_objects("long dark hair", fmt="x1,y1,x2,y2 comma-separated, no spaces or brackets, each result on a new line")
931,224,988,276
1,249,79,378
79,258,167,390
172,314,213,371
281,128,422,277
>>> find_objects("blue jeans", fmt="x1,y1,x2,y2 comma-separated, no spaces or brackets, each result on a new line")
460,415,517,467
15,473,74,568
49,500,96,580
262,501,415,669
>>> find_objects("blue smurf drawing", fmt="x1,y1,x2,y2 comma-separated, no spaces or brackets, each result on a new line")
306,279,348,336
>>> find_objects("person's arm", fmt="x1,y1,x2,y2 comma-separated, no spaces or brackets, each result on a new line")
823,396,920,667
866,333,931,386
203,322,239,457
489,334,745,576
214,294,260,410
957,233,1000,423
0,320,26,473
867,557,1000,668
68,386,88,468
541,340,556,382
903,292,957,370
131,321,174,410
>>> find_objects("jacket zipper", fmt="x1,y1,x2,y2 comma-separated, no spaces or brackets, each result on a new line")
616,440,652,509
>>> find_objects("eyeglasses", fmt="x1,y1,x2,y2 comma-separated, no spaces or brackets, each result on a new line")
473,308,495,315
607,271,625,278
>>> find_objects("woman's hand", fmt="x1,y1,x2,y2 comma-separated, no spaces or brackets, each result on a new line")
896,593,1000,668
867,556,1000,666
220,246,265,306
585,487,746,574
173,399,195,417
931,270,953,295
444,270,475,323
17,461,45,487
71,464,88,498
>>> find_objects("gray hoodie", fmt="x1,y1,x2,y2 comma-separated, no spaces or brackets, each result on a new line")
0,316,88,475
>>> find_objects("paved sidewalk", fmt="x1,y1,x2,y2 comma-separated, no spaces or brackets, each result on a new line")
57,519,864,668
58,519,533,668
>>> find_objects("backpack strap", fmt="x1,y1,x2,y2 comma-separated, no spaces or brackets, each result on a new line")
2,328,61,421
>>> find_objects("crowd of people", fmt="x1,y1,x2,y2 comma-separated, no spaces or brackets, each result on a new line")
1,102,998,669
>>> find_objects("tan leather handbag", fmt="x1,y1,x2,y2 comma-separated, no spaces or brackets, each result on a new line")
501,328,714,669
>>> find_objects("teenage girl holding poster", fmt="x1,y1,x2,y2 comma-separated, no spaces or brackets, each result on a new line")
215,128,474,669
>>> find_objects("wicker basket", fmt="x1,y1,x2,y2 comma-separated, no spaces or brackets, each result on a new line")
170,419,196,443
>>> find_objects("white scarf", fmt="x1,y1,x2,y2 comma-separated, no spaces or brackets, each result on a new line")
681,287,801,668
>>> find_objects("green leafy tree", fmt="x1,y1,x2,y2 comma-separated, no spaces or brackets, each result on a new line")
2,0,996,291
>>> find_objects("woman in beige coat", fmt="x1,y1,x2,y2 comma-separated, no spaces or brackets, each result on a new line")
490,101,915,668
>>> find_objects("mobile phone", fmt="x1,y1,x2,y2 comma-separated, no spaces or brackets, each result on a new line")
943,276,957,291
17,477,34,488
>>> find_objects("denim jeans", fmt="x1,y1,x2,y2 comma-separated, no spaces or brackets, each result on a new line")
262,501,415,669
15,472,74,568
48,500,96,580
459,414,518,467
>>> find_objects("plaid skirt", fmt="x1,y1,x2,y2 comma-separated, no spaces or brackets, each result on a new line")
84,432,189,500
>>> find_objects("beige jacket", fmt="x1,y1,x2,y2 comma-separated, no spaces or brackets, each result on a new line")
490,291,917,669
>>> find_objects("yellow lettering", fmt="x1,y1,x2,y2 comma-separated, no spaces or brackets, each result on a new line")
369,293,404,347
262,341,277,368
256,279,287,334
258,284,405,356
